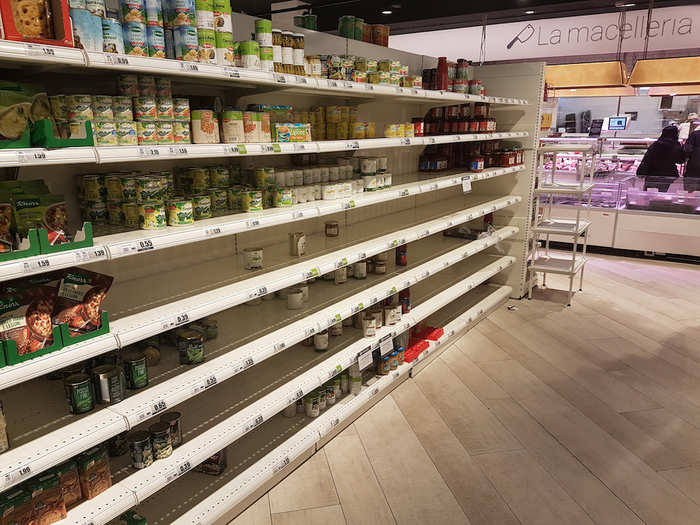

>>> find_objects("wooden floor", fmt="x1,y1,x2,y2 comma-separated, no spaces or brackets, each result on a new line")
230,252,700,525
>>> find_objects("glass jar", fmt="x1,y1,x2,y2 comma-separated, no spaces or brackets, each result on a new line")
293,33,305,75
272,29,283,73
325,220,340,237
281,31,294,72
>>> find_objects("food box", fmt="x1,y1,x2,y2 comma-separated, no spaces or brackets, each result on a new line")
0,0,74,47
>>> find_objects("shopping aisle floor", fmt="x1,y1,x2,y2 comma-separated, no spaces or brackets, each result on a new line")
230,252,700,525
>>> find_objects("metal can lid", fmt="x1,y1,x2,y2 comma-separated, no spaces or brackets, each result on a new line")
160,411,182,423
65,373,90,385
127,430,151,444
148,421,171,435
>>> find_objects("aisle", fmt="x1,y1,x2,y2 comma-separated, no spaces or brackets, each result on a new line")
229,252,700,525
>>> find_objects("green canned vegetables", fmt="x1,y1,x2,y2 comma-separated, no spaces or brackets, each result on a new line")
64,373,95,414
123,350,149,389
209,188,228,212
176,328,204,364
167,199,194,226
192,194,212,219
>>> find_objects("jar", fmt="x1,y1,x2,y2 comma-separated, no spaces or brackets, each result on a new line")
371,309,383,329
272,29,282,72
389,351,398,370
380,356,391,375
516,149,523,164
384,306,396,325
292,33,304,74
326,384,336,406
470,156,484,172
325,220,339,237
473,102,489,117
314,330,329,351
362,316,376,337
281,31,293,70
395,245,407,266
467,118,479,134
397,346,405,365
374,251,388,262
335,266,347,284
329,322,343,336
304,394,319,417
478,117,489,133
287,288,304,309
374,261,386,274
176,328,204,365
486,117,497,132
318,389,326,410
340,371,349,393
352,260,367,279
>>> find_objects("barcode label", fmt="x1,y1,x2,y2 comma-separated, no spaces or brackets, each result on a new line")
180,62,199,72
205,227,222,236
138,147,160,157
344,81,354,89
273,456,290,473
105,54,129,65
23,258,50,273
169,146,189,156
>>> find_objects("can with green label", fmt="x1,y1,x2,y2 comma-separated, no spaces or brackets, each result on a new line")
338,15,354,38
65,373,95,414
123,202,139,227
123,350,149,389
197,28,216,63
138,201,166,229
241,189,263,212
208,166,229,187
192,194,212,219
167,199,194,226
176,328,204,364
209,188,228,211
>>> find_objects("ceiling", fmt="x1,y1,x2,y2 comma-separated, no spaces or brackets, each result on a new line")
248,0,695,34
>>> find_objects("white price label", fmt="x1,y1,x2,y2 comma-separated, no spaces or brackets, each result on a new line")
395,86,403,94
380,335,393,356
357,251,366,260
427,137,436,144
346,141,360,150
420,270,430,280
370,386,380,397
205,226,222,236
304,326,316,337
327,364,342,379
4,465,31,485
17,150,47,163
400,138,411,145
429,183,439,191
180,62,199,72
246,219,260,228
261,144,275,153
138,147,160,157
274,74,287,83
224,66,240,78
105,54,129,65
274,342,286,352
292,210,304,219
344,200,355,210
364,84,374,91
167,460,192,482
411,88,420,95
289,389,304,404
398,188,409,197
344,81,354,89
351,302,364,314
293,144,306,151
203,375,217,389
162,312,189,330
327,313,341,327
273,456,290,473
137,239,154,252
152,399,167,414
245,414,264,433
22,258,50,273
417,229,430,239
256,286,268,297
26,44,55,56
242,357,255,370
303,267,320,280
336,257,348,269
357,346,373,370
368,296,378,305
168,146,189,156
296,76,308,84
327,80,338,88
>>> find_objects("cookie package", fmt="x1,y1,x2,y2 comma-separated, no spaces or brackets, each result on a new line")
53,267,113,336
0,0,73,46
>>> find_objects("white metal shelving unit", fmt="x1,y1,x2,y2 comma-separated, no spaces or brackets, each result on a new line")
0,12,545,524
529,143,596,305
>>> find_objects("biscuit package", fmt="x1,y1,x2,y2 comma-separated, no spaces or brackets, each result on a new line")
0,274,60,355
52,460,82,509
53,268,113,336
0,0,74,46
26,472,68,524
77,446,112,500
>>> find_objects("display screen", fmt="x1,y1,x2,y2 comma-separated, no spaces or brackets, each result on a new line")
608,117,628,130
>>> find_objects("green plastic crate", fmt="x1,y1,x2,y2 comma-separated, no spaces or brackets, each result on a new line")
0,230,40,263
60,311,110,347
39,222,93,254
31,119,94,148
3,326,63,366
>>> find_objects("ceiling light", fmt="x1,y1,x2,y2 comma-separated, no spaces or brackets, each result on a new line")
638,86,650,91
525,10,535,14
381,9,392,14
570,88,577,92
614,1,636,7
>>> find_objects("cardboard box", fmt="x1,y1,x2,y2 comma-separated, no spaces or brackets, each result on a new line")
0,0,73,47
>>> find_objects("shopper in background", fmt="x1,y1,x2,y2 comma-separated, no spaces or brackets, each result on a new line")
684,127,700,192
636,125,685,192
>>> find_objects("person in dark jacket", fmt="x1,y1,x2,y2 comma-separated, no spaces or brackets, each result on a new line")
636,125,685,192
683,128,700,192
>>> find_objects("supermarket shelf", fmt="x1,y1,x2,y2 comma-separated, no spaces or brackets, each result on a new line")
530,254,587,275
155,284,512,525
539,143,595,153
0,194,519,390
0,132,529,168
0,41,529,106
533,218,591,236
0,228,518,492
534,183,594,195
59,257,513,525
0,165,522,278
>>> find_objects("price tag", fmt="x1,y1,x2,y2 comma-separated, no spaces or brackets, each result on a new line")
369,386,380,397
328,80,338,88
387,285,398,297
274,342,286,353
293,143,306,151
303,267,320,280
462,177,472,193
161,312,189,330
237,144,247,154
288,389,304,404
22,258,50,273
105,54,129,65
417,229,430,239
246,218,260,228
357,251,366,260
273,456,290,473
261,144,280,153
343,81,354,89
368,296,378,305
351,302,364,315
168,146,189,156
327,364,343,379
4,465,31,485
152,399,167,414
274,74,287,83
357,346,373,370
336,257,348,269
73,247,107,264
364,84,374,91
244,414,264,433
346,141,360,150
167,460,192,482
344,200,355,210
292,210,304,219
224,66,240,78
427,137,436,144
242,357,255,370
327,313,341,327
137,239,154,252
304,326,316,337
17,150,47,163
420,270,430,280
180,62,199,72
400,138,411,145
398,188,409,197
25,44,55,57
429,183,439,191
379,335,393,356
395,86,403,94
138,147,160,157
411,88,420,95
256,286,268,297
203,374,217,389
205,226,222,236
296,76,308,84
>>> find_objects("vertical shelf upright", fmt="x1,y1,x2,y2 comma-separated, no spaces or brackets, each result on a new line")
529,143,596,305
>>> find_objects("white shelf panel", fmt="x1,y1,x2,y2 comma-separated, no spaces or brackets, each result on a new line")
530,255,587,275
534,183,594,195
0,195,519,393
0,40,86,65
171,282,513,525
0,132,528,168
539,143,595,153
534,218,591,236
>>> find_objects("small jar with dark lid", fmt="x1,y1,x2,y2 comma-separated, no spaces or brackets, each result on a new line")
325,220,340,237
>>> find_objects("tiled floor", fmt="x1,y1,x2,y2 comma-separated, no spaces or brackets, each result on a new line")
230,253,700,525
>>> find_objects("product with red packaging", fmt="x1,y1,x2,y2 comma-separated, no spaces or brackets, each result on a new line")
0,0,74,47
53,268,112,336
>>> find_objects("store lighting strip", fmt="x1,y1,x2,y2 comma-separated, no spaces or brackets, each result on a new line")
177,284,512,525
0,164,524,282
59,257,514,525
0,132,528,168
0,226,517,492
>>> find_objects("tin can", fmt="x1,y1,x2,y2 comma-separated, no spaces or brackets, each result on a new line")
173,121,191,143
167,199,193,225
167,0,195,27
136,74,156,94
123,351,149,388
70,0,86,7
194,0,213,29
209,188,228,211
147,25,166,57
241,190,262,212
239,40,259,69
118,74,139,96
176,328,204,364
160,412,183,447
186,167,208,192
215,31,234,65
127,431,153,469
116,121,138,145
118,175,136,202
137,121,157,144
91,365,125,404
154,78,172,98
259,45,273,72
134,96,156,120
288,231,305,256
197,27,216,63
92,96,114,121
139,201,166,229
66,94,93,121
173,98,190,121
149,422,173,459
174,25,199,61
102,18,125,54
122,203,138,227
94,120,117,146
191,109,219,143
64,373,94,414
192,194,212,219
70,8,103,52
208,166,229,187
121,0,144,22
144,0,163,26
254,18,272,46
123,22,147,55
104,174,123,201
156,121,174,144
107,431,129,457
155,97,174,120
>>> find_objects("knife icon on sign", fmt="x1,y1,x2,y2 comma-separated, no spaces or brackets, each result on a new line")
507,23,535,49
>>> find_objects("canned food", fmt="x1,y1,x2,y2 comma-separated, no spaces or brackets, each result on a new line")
118,74,139,96
186,167,208,192
66,94,93,121
135,176,161,201
208,166,229,187
155,97,174,120
123,203,139,227
174,25,199,61
123,350,149,388
167,0,195,26
209,188,228,211
156,77,172,97
241,190,262,212
191,109,218,143
123,21,147,55
139,201,166,229
172,121,191,143
91,365,125,404
155,121,174,144
102,18,125,54
94,120,117,145
149,422,173,459
127,431,153,469
112,96,133,121
134,96,156,120
147,25,166,57
116,121,138,145
192,194,212,219
64,373,94,414
160,412,182,447
137,121,157,144
176,328,204,364
49,95,68,120
107,201,122,225
167,199,194,226
172,98,190,121
119,175,137,202
104,174,122,201
121,0,144,22
197,28,216,63
144,0,163,26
